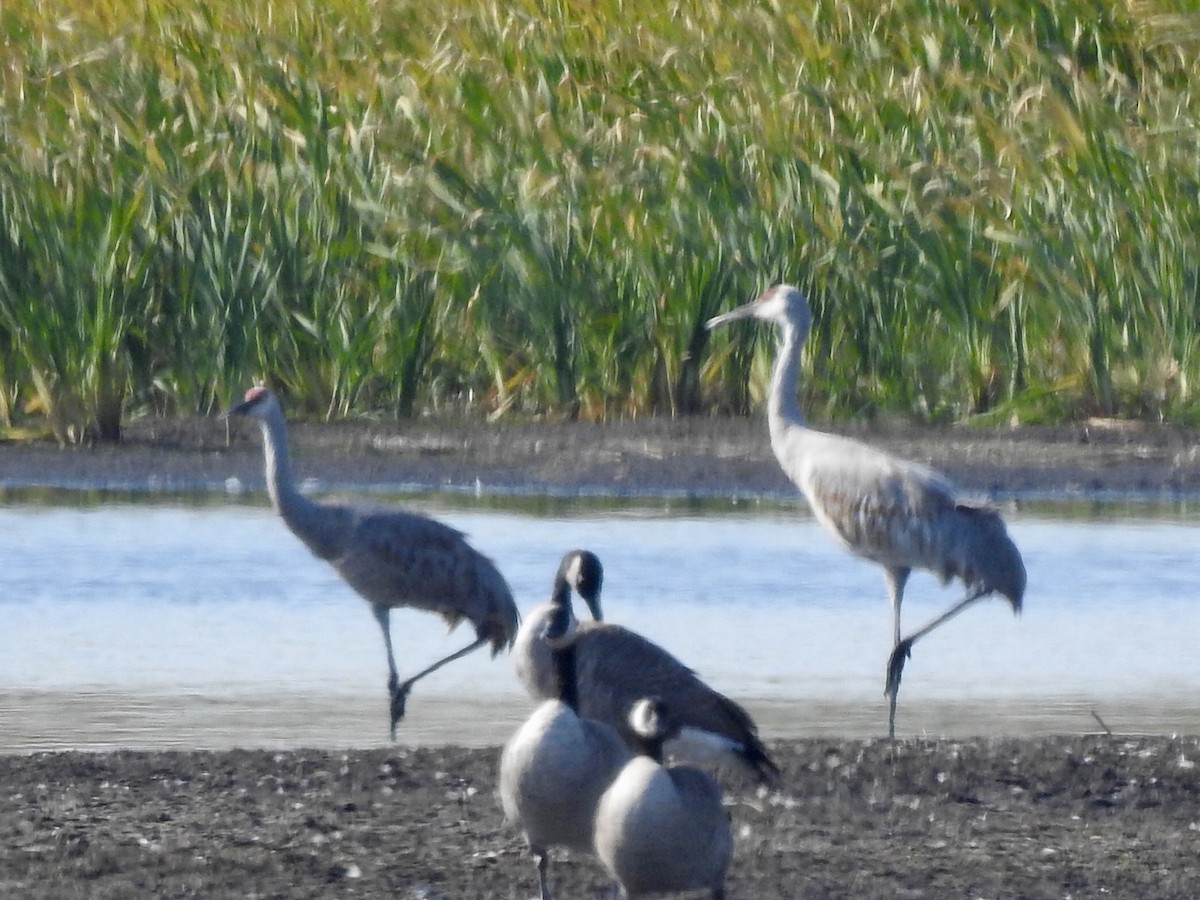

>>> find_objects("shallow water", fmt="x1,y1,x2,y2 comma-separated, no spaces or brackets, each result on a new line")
1,492,1198,751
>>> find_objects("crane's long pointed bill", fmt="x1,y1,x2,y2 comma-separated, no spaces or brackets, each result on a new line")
221,399,254,419
705,302,758,330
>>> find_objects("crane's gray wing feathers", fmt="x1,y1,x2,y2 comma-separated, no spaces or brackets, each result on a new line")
331,508,518,651
804,446,1024,607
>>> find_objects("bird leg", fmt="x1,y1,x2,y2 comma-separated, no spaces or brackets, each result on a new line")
535,848,552,900
372,605,403,732
390,633,492,738
885,640,913,738
885,587,990,737
883,568,911,739
885,568,910,648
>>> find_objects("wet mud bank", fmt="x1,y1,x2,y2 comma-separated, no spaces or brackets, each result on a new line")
2,735,1198,899
2,414,1199,500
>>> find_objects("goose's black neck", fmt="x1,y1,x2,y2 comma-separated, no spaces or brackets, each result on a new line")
543,597,580,711
551,640,579,712
631,730,666,763
550,576,572,609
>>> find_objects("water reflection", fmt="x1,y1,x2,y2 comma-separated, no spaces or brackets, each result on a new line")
1,491,1198,751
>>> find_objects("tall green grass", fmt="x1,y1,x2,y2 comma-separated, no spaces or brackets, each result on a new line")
0,0,1198,440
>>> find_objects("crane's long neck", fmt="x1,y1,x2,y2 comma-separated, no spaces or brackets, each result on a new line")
257,411,343,560
764,317,832,496
257,411,302,514
767,319,808,442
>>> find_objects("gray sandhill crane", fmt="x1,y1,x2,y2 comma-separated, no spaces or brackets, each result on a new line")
513,550,778,782
226,386,520,737
707,284,1026,738
498,601,630,900
593,697,733,900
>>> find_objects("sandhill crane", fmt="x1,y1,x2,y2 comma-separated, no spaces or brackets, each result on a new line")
513,550,777,782
226,386,520,737
707,284,1026,738
593,697,733,900
498,601,630,900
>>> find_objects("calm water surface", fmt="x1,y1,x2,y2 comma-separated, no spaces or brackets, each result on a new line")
2,491,1199,751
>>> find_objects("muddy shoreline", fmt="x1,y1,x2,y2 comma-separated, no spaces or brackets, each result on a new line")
2,413,1200,500
4,416,1200,897
3,736,1199,899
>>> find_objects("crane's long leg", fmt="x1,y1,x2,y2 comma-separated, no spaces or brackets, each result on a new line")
534,847,552,900
884,568,910,739
885,586,990,733
373,604,493,737
371,603,400,699
390,633,491,734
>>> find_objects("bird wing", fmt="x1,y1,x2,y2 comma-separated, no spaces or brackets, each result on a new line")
800,434,962,569
802,436,1025,604
570,622,772,772
333,508,519,649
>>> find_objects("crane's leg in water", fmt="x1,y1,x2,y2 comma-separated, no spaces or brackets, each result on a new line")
884,568,910,739
371,604,401,729
886,587,990,736
389,633,492,737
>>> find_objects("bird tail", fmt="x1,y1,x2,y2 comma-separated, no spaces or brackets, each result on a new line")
738,737,781,783
674,725,780,784
480,600,522,656
952,503,1026,612
707,693,781,783
723,706,780,783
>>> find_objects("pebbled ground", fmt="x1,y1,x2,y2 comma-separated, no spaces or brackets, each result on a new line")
1,736,1198,899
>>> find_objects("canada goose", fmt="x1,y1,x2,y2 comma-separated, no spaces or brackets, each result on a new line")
513,550,778,781
512,549,604,701
498,599,629,899
594,697,733,899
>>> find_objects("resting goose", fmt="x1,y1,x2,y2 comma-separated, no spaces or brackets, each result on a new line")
594,697,733,899
498,596,629,899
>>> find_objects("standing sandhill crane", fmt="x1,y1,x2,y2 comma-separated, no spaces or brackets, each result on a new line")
226,386,520,737
513,550,778,782
593,697,733,900
707,285,1026,738
498,601,631,900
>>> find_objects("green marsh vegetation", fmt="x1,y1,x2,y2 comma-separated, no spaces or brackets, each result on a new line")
0,0,1197,441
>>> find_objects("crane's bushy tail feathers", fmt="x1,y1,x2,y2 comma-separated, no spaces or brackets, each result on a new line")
440,599,518,656
482,608,521,655
947,504,1026,612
